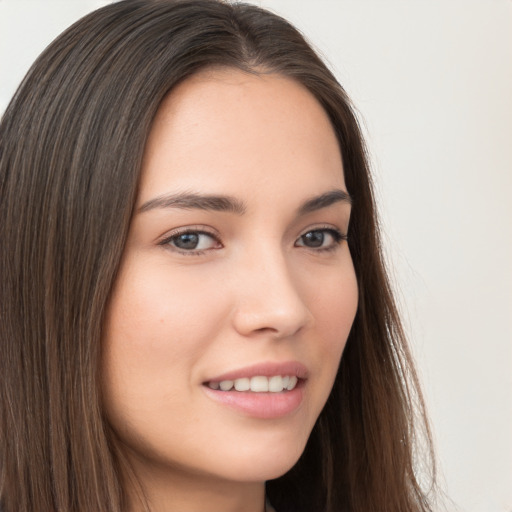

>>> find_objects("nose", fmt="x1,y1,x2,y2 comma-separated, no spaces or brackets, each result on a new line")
230,248,312,339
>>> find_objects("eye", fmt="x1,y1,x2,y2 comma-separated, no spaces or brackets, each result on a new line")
295,228,346,251
161,229,221,253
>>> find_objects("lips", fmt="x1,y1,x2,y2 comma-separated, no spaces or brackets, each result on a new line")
202,361,307,418
205,361,308,383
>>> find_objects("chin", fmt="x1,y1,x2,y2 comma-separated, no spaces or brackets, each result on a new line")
211,433,309,483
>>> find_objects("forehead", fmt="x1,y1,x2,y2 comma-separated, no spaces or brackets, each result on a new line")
139,68,345,205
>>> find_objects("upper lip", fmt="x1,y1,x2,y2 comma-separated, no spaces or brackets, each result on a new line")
204,361,309,383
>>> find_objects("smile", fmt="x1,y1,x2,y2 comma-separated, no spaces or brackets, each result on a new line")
207,375,299,393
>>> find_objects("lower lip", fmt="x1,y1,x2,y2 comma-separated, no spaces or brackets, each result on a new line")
203,383,305,419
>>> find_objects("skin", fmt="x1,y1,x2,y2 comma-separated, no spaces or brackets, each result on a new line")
102,68,358,512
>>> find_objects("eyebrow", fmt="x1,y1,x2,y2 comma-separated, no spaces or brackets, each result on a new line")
138,188,352,215
138,192,246,214
297,189,352,215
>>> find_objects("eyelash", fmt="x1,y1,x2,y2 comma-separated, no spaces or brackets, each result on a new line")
295,227,347,253
159,226,347,256
159,228,220,256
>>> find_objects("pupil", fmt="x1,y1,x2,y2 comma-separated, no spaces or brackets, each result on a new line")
175,233,199,249
304,231,324,247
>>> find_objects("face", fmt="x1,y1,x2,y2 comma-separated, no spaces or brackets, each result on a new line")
102,69,358,490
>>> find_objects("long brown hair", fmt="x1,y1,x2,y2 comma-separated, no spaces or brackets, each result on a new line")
0,1,436,511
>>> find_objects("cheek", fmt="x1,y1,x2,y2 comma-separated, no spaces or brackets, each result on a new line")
105,259,224,352
304,258,358,388
100,259,227,418
309,260,358,343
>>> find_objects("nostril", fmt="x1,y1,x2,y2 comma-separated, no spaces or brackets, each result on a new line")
231,299,310,340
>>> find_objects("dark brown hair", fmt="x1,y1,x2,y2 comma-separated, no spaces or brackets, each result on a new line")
0,1,436,511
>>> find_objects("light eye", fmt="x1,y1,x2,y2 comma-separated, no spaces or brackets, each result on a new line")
295,228,345,250
163,230,220,252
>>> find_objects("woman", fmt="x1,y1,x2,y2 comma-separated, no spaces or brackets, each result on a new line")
0,1,436,511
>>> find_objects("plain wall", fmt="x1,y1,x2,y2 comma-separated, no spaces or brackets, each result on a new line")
1,1,511,511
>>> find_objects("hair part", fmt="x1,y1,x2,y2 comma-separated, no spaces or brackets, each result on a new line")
0,1,436,511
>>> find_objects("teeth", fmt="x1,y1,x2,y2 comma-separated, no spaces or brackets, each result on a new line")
219,380,234,391
208,375,299,393
234,378,250,391
250,376,269,392
268,376,283,392
286,376,298,390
